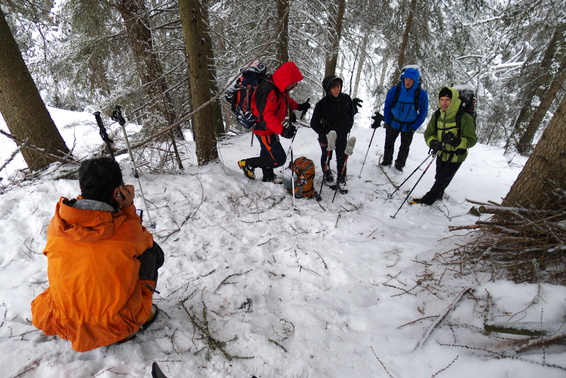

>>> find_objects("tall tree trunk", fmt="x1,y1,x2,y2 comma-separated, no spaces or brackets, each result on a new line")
0,9,69,171
112,0,183,140
503,95,566,210
324,0,346,78
179,0,224,165
391,0,417,86
352,31,369,98
509,26,564,155
275,0,290,66
516,56,566,155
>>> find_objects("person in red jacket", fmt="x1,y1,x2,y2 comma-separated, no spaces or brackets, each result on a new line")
31,157,164,352
238,61,310,182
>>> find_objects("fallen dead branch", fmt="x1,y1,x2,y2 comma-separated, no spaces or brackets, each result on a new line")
413,287,472,351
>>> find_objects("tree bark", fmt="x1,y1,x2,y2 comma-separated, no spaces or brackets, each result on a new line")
509,25,565,155
112,0,183,139
179,0,224,165
275,0,290,66
391,0,416,86
324,0,346,78
516,56,566,154
503,95,566,210
0,9,69,172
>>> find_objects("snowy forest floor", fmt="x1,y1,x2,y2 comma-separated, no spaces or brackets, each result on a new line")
0,108,565,378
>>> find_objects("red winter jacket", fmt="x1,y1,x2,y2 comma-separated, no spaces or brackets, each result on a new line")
252,61,303,136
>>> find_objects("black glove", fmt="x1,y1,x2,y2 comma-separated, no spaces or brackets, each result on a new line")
297,101,311,112
371,112,384,129
289,111,297,124
442,132,461,147
429,139,441,153
281,124,297,139
353,98,363,109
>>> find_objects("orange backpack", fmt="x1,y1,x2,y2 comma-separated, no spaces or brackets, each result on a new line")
284,157,318,199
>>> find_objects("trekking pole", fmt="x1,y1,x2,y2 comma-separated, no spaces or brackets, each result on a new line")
390,152,436,219
358,111,384,178
387,152,434,199
319,130,337,197
332,136,356,203
110,105,155,228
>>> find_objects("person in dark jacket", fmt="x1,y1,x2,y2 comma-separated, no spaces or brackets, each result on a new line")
412,86,477,205
381,67,429,173
238,61,310,182
310,76,361,193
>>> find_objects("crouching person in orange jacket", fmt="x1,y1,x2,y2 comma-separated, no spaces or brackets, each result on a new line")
31,157,164,352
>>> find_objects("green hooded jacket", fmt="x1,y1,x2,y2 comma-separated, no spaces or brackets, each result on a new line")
424,87,477,163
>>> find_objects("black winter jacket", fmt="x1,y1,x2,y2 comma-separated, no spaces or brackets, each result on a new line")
311,93,356,142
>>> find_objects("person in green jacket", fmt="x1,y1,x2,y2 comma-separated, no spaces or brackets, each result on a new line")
412,87,477,205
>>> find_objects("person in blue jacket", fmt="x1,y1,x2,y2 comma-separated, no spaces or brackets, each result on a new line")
381,67,429,172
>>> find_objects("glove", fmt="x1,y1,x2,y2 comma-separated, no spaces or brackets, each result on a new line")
429,139,441,153
371,112,384,129
353,98,363,109
281,124,297,139
442,132,461,147
297,101,311,112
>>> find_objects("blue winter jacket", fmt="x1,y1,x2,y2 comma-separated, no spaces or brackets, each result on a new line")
383,68,429,132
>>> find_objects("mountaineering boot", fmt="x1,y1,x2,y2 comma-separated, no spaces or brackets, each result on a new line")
238,160,255,180
324,169,334,184
338,176,348,194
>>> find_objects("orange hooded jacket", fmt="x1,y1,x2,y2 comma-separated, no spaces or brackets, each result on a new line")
31,197,155,352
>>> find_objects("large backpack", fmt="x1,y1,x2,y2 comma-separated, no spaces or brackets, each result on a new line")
453,84,477,121
224,61,268,129
283,157,318,199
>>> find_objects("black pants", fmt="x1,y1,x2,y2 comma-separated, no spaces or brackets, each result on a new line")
420,157,462,205
319,137,347,177
383,125,414,168
137,242,165,283
245,134,287,179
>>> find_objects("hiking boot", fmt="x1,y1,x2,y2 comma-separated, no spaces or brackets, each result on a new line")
116,304,159,344
238,160,255,180
324,169,334,184
380,160,392,167
338,177,348,194
262,174,278,183
394,164,403,174
411,197,423,205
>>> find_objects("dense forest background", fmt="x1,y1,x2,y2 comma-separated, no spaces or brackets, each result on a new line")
2,0,564,166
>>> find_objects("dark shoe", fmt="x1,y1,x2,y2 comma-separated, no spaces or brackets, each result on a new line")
411,197,423,205
238,160,255,180
116,304,159,344
338,176,348,194
394,164,403,173
380,160,392,167
262,174,277,182
324,169,335,184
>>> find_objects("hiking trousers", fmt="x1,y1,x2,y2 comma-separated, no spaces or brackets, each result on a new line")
420,157,462,205
383,125,414,168
245,134,287,169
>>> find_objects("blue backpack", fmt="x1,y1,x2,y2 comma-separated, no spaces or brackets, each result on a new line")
225,61,267,129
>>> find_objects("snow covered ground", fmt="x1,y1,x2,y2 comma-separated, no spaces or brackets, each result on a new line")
0,108,565,377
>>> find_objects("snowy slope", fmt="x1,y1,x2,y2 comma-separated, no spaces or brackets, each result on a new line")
0,108,565,378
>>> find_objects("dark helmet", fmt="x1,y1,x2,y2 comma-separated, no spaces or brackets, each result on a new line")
322,75,343,96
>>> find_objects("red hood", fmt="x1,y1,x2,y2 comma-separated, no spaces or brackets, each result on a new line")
272,61,304,92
